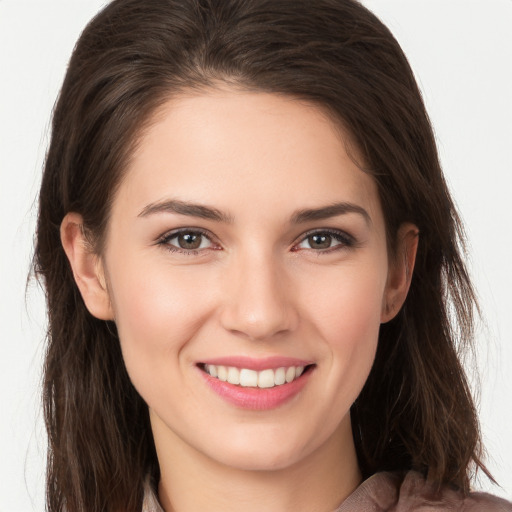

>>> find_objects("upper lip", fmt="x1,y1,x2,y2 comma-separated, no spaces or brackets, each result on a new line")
199,356,314,371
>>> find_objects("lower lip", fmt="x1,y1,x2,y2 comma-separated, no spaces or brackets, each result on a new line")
199,368,312,410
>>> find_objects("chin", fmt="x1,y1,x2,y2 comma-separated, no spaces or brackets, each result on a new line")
201,428,314,473
215,447,304,472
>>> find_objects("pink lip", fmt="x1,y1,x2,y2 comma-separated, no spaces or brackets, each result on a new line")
200,356,313,371
198,362,313,411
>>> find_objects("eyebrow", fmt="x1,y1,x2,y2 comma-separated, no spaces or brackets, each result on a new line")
291,202,372,226
138,199,233,223
138,199,371,226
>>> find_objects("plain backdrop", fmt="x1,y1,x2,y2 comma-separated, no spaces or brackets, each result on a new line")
1,1,511,510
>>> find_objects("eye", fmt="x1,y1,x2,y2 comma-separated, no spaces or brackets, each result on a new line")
158,229,216,253
294,230,354,252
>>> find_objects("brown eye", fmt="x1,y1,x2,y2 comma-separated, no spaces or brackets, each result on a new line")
295,230,354,252
307,234,332,249
177,232,203,250
160,230,214,252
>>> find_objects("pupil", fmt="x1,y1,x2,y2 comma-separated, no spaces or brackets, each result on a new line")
309,234,331,249
179,233,201,249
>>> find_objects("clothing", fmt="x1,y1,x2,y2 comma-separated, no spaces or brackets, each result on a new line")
142,470,512,511
334,471,512,511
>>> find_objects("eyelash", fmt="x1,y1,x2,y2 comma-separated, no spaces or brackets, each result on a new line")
156,228,356,255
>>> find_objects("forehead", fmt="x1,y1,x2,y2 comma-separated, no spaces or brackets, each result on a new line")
117,88,380,222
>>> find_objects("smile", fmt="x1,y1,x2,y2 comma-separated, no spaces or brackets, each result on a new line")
204,364,305,388
198,358,314,410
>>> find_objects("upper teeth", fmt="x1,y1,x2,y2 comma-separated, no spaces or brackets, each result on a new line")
204,365,305,388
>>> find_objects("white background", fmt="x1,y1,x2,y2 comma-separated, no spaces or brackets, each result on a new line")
1,1,511,510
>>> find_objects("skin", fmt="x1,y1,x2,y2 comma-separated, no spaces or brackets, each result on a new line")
61,88,418,512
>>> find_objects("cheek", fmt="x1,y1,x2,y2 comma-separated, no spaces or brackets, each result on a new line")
105,255,216,378
106,264,222,418
303,262,386,336
299,262,386,383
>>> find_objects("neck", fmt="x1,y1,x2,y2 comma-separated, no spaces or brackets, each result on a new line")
152,413,362,512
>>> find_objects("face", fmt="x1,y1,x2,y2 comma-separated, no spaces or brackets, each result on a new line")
93,89,403,472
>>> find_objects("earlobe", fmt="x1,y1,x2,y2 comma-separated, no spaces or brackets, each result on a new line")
60,213,114,321
381,223,419,323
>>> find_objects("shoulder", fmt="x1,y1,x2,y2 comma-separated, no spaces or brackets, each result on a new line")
397,471,512,512
337,471,512,512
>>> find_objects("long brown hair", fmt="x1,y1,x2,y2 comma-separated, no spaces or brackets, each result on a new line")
35,0,489,510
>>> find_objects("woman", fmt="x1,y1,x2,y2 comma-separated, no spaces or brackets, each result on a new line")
34,0,512,511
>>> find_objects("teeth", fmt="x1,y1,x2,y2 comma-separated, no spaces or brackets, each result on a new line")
275,367,286,385
204,364,307,388
217,365,228,382
227,366,240,385
258,369,274,388
209,364,218,378
240,369,258,387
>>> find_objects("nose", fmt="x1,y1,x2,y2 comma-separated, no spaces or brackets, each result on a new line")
219,249,299,341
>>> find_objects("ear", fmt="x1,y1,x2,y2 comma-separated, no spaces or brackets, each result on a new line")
381,223,419,323
60,212,114,321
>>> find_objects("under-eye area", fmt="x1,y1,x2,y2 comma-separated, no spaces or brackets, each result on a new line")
198,363,316,389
